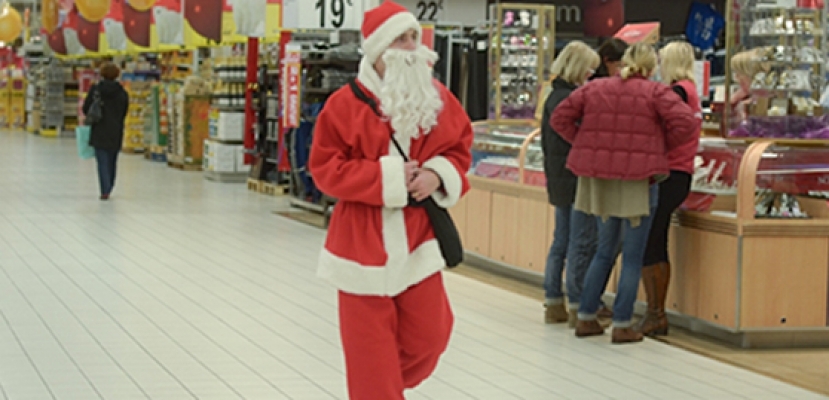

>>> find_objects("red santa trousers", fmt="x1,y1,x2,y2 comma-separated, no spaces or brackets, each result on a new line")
338,272,453,400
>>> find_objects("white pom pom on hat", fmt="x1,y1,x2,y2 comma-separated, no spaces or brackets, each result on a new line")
361,0,422,64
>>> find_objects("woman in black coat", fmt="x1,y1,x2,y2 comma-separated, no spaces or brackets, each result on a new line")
82,62,129,200
541,41,601,326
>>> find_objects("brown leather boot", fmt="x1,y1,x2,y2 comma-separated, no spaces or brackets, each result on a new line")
575,319,604,337
612,327,644,344
635,263,670,336
544,303,569,324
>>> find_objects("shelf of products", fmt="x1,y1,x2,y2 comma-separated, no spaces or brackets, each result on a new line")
142,85,167,161
168,77,212,170
23,41,46,132
212,45,248,110
725,0,829,139
284,37,360,212
487,3,555,121
0,68,26,130
39,62,68,137
122,71,158,152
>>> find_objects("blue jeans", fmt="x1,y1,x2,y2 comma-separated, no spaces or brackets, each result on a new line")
543,204,597,306
578,184,658,327
94,148,119,195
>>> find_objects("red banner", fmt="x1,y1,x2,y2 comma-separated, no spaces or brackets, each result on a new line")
123,0,152,47
184,0,223,42
281,45,301,129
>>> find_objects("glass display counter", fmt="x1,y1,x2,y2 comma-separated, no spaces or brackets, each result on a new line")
639,137,829,348
450,121,549,275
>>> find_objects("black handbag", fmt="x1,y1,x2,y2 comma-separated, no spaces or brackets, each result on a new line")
85,86,104,126
348,80,464,267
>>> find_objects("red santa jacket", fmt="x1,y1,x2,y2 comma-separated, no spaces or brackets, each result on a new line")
308,68,473,296
550,75,698,181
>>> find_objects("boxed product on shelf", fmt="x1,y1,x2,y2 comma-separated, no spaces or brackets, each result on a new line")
203,139,242,172
209,111,245,141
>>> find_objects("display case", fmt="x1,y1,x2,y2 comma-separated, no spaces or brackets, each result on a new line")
640,137,829,347
488,3,556,121
724,0,829,138
449,121,551,276
471,121,544,186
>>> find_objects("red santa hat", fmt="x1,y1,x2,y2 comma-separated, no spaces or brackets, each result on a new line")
361,1,422,64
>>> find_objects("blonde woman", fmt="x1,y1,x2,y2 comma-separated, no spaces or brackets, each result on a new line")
636,42,703,336
541,41,601,326
550,43,697,344
730,48,768,120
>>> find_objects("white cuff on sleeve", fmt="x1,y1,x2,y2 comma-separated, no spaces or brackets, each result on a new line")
422,156,463,208
380,155,408,208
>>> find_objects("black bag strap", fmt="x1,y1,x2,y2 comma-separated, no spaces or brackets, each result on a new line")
672,84,689,103
348,80,409,162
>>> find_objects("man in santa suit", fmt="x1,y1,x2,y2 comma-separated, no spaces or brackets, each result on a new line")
308,1,473,399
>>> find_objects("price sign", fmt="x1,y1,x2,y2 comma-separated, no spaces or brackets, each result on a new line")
282,0,364,30
398,0,445,22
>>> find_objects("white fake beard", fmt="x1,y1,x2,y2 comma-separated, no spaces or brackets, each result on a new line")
154,6,184,44
104,19,126,50
378,46,443,140
230,0,266,37
63,28,84,55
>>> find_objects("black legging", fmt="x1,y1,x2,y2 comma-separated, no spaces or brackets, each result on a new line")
643,171,692,266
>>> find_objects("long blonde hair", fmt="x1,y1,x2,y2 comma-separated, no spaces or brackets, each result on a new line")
660,41,695,84
730,48,768,79
550,41,600,85
620,43,657,79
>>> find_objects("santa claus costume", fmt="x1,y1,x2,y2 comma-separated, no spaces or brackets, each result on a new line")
308,2,473,399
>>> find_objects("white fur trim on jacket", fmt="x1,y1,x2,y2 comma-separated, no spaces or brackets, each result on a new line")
423,156,463,208
380,155,408,208
357,59,383,97
318,239,445,296
362,12,422,64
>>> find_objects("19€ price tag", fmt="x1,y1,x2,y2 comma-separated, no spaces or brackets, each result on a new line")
283,0,365,30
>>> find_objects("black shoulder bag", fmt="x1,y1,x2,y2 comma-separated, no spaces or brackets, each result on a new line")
85,86,104,126
348,80,464,268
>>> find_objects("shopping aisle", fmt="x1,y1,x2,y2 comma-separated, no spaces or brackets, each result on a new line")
0,131,824,400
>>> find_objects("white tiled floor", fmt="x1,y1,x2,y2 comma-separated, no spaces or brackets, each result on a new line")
0,130,825,400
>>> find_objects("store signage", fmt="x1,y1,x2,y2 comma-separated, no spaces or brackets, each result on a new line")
282,44,302,129
685,2,725,50
282,0,365,30
416,1,444,21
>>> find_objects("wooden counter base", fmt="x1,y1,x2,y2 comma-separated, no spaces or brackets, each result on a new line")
455,175,829,348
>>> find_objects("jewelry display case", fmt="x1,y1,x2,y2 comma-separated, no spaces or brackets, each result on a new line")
626,137,829,348
724,0,829,138
450,122,551,276
471,121,544,187
487,3,556,122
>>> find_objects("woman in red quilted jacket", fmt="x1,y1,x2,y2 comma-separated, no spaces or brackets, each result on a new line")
550,43,698,344
636,42,703,337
